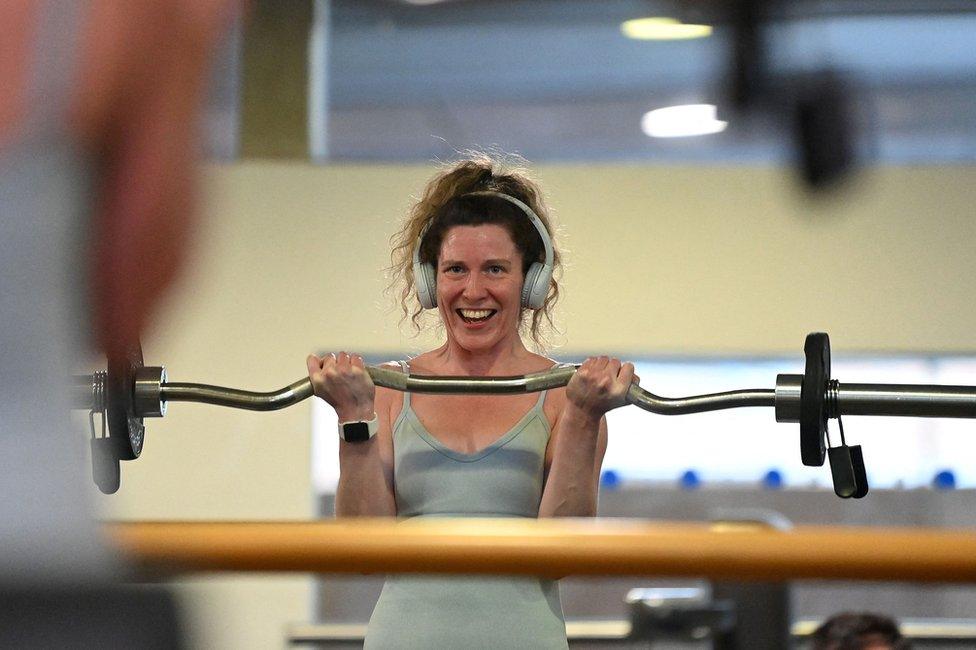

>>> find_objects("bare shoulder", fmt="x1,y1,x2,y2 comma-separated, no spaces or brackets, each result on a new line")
404,351,438,373
373,360,406,392
539,356,569,424
523,351,565,373
373,361,405,426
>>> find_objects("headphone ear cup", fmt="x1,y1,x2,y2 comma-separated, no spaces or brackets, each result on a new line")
415,261,438,309
521,262,550,309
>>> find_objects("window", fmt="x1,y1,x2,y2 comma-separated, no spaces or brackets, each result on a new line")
312,1,976,164
311,354,976,494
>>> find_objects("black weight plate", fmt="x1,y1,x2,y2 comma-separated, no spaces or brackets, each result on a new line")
106,341,146,460
800,332,830,466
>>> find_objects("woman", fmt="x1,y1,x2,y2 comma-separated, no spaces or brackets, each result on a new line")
307,156,635,648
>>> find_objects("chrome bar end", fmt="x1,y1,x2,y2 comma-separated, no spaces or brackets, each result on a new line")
775,374,803,423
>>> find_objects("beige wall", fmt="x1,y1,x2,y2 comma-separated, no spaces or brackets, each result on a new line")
96,161,976,648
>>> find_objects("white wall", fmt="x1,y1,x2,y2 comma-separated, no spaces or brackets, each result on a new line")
95,161,976,648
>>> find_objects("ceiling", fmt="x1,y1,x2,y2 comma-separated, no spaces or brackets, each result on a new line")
316,0,976,164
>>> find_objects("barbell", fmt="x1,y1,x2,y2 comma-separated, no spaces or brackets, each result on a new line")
75,333,976,496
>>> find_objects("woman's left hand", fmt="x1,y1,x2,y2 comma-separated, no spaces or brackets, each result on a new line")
565,356,637,419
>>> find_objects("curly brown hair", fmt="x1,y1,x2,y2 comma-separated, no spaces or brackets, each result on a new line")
387,153,562,351
811,612,910,650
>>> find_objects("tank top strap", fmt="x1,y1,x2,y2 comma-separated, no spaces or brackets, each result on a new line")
398,359,411,407
532,386,548,409
530,361,564,411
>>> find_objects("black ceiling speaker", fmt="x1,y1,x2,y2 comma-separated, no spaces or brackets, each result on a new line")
793,70,858,190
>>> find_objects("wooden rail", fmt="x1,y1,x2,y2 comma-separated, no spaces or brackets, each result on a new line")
105,518,976,583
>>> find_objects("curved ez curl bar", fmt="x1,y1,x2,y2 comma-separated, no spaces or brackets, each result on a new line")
76,333,976,497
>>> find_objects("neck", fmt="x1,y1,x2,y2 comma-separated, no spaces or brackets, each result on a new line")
433,334,531,375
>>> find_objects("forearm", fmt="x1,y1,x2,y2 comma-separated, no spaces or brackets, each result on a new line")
335,438,396,517
538,406,602,518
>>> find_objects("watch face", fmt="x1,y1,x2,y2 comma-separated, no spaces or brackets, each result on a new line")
343,422,371,443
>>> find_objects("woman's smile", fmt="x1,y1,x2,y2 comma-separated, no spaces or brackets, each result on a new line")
456,308,498,325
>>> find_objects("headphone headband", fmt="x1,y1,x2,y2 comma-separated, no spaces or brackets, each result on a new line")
411,190,554,310
459,191,554,269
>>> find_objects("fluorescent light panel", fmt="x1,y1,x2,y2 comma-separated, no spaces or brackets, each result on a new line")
641,104,728,138
621,17,712,41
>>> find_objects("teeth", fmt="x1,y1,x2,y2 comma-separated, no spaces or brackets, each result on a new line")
460,309,493,319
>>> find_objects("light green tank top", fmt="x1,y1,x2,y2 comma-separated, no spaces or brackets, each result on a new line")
363,361,568,649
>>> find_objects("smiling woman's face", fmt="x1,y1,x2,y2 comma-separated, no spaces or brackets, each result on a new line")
436,224,525,354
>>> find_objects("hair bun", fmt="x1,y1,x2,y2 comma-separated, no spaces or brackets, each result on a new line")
477,167,494,187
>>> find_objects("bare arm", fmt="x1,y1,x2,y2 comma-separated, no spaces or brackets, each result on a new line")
335,385,397,517
86,1,236,357
538,404,608,517
538,357,632,518
308,354,396,517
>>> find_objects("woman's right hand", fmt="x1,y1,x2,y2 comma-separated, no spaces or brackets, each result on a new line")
306,352,376,422
565,356,636,420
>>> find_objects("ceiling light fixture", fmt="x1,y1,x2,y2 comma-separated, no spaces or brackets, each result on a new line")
621,17,712,41
641,104,728,138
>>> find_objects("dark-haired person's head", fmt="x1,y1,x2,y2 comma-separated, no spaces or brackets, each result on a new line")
811,612,910,650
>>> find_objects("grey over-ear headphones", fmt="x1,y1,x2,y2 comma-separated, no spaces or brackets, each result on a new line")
412,191,554,310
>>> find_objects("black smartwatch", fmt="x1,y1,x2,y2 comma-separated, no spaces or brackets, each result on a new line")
338,413,379,443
